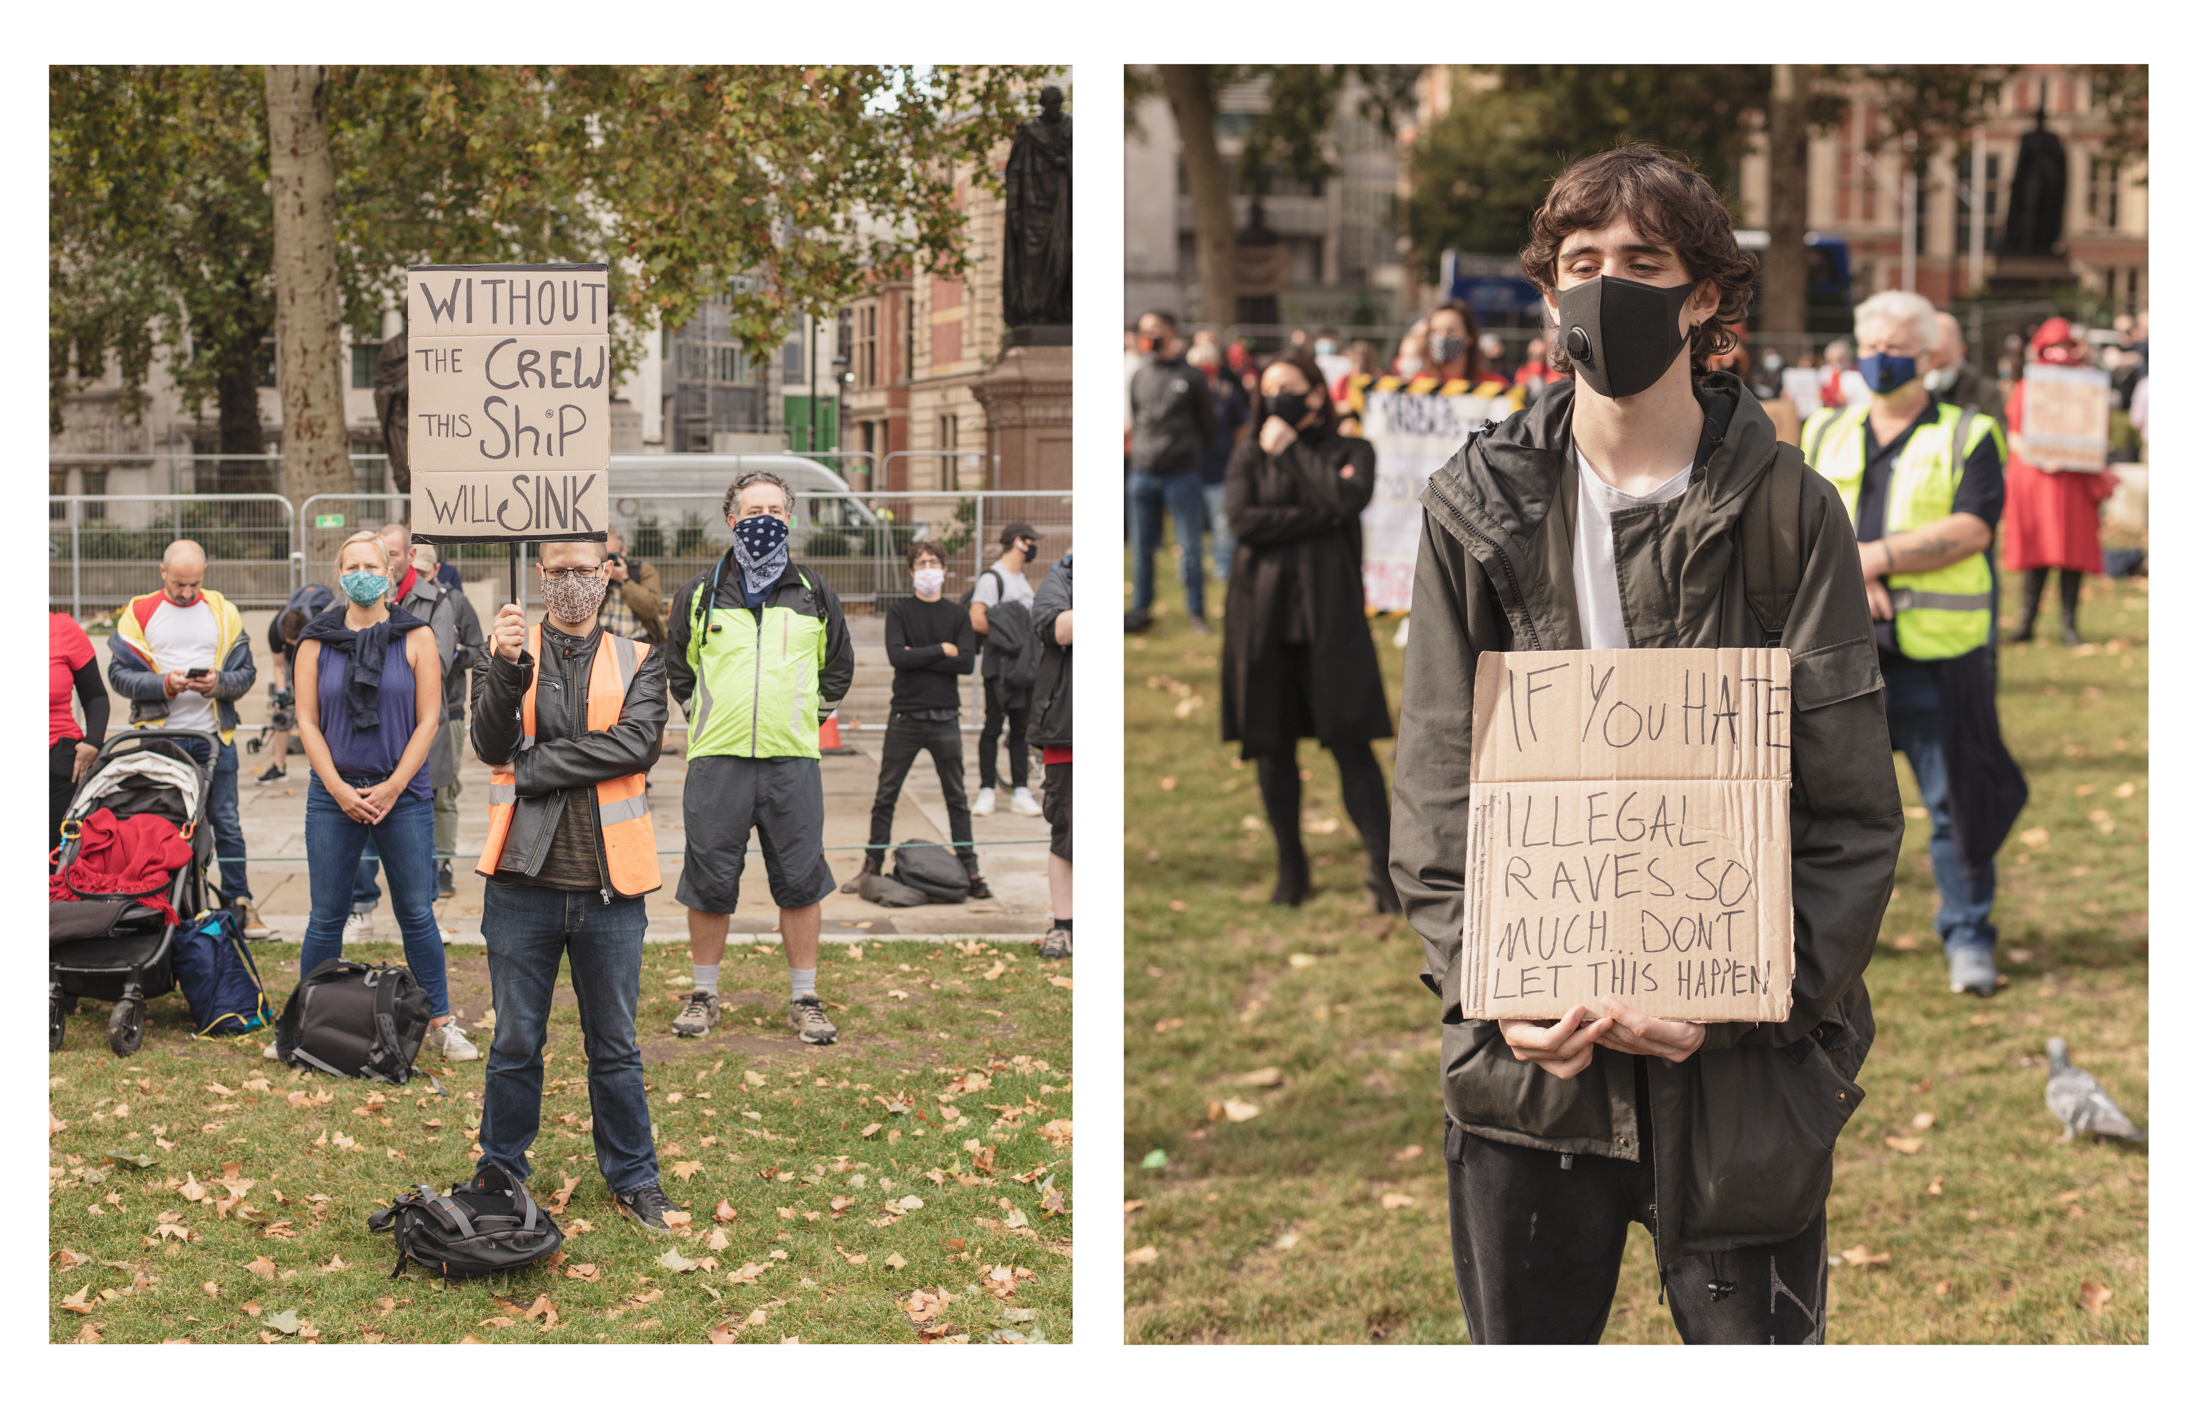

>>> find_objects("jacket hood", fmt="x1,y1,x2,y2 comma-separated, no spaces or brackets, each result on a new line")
1425,371,1778,556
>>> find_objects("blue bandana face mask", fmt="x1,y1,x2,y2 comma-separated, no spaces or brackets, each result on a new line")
339,569,391,605
731,513,791,600
1856,351,1920,395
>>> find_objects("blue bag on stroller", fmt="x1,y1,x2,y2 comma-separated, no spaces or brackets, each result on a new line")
171,909,273,1036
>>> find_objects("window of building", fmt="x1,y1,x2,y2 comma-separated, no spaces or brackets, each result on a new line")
256,338,277,389
858,305,879,387
2087,157,2120,230
783,323,806,384
351,341,381,389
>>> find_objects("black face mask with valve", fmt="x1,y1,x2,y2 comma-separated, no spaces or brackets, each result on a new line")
1553,275,1703,400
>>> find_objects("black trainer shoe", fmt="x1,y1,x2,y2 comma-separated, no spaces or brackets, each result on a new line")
255,764,287,786
614,1183,679,1231
437,861,456,899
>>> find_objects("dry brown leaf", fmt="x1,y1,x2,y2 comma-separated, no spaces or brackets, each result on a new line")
2077,1281,2112,1313
59,1286,97,1315
1911,1112,1936,1131
1381,1192,1415,1210
662,1210,693,1229
1934,1280,1953,1296
245,1256,277,1281
706,1227,729,1251
1927,1176,1944,1197
1393,1144,1425,1162
1222,1098,1260,1122
1124,1245,1160,1265
1838,1244,1891,1267
1884,1135,1925,1155
670,1160,703,1181
564,1263,601,1282
713,1199,738,1223
1039,1119,1073,1149
542,1176,581,1216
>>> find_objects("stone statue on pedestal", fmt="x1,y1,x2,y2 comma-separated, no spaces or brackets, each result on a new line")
374,332,410,493
1003,85,1071,332
2000,103,2067,260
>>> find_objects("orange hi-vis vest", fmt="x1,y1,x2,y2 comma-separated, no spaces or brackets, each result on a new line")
477,625,661,897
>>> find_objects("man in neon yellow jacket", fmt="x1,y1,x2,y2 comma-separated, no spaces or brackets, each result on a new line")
665,471,855,1044
106,539,265,937
1801,288,2026,999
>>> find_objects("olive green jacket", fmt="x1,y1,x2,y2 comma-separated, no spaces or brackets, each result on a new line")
1391,372,1904,1262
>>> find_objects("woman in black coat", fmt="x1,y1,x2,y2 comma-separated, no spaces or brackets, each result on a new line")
1221,349,1399,911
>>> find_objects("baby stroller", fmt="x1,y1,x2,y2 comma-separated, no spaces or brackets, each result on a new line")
50,728,217,1056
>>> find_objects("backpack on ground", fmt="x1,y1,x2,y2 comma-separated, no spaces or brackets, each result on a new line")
857,868,933,908
275,958,433,1084
892,839,970,903
367,1164,563,1279
171,908,274,1037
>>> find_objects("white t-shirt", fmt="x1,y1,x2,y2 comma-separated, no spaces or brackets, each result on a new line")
972,559,1036,611
1572,450,1692,650
143,596,221,733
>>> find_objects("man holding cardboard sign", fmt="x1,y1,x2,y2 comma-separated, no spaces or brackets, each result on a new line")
1391,146,1903,1343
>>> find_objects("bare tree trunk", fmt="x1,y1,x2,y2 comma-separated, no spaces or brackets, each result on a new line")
264,65,351,510
1161,66,1235,329
1761,64,1813,367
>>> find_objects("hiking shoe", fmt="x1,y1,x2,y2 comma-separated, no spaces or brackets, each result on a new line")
437,861,456,899
972,787,996,817
614,1183,679,1231
673,990,720,1037
1010,787,1043,817
1037,927,1072,959
255,764,287,786
840,855,882,895
344,910,375,942
790,996,839,1045
965,873,993,901
1949,946,1998,997
430,1021,479,1062
236,900,270,940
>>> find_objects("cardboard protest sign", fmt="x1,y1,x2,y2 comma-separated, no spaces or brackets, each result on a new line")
406,263,611,542
2019,364,2113,472
1459,648,1795,1024
1356,389,1506,612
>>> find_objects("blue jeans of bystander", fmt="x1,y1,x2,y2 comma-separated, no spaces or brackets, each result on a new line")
299,774,449,1016
1129,468,1208,620
1882,656,1997,955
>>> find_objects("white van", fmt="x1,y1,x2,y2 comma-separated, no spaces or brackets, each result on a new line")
603,454,894,604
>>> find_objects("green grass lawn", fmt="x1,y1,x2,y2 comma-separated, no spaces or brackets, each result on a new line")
51,938,1071,1344
1123,560,2147,1344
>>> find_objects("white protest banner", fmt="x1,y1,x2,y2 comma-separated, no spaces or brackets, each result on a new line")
1356,389,1505,613
1459,648,1795,1024
406,263,611,542
2020,363,2113,472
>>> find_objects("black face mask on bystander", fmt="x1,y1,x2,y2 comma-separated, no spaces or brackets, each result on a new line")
1555,275,1702,400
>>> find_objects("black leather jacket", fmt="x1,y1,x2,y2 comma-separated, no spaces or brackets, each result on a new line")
470,621,667,896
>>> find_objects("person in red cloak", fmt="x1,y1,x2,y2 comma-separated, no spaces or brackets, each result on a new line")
2003,317,2117,645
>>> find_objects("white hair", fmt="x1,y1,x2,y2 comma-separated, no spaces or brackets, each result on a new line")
1854,290,1938,351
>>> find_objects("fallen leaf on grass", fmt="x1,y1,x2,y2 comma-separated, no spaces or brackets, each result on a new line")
1884,1136,1925,1154
1934,1280,1953,1296
1837,1244,1891,1267
1381,1192,1416,1210
1927,1176,1944,1197
1392,1144,1425,1162
564,1263,601,1282
713,1199,738,1223
2077,1281,2113,1313
1040,1119,1073,1149
1221,1099,1260,1123
478,1316,515,1330
1911,1112,1936,1131
245,1256,277,1281
261,1309,301,1336
662,1210,693,1229
1125,1246,1160,1266
59,1287,97,1315
541,1176,581,1215
861,1122,884,1139
837,1244,868,1266
659,1250,701,1273
884,1251,907,1270
727,1262,770,1284
1047,975,1073,989
670,1160,703,1182
2020,827,2050,849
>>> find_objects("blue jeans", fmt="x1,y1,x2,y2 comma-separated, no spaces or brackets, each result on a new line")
477,883,655,1196
1882,657,1997,954
1202,480,1236,583
1129,467,1207,620
175,737,249,905
300,775,449,1016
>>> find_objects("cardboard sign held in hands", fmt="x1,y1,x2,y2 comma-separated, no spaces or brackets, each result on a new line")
2019,364,2113,472
1459,649,1795,1024
407,263,611,544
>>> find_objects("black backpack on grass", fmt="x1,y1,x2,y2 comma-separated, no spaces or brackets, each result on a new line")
892,839,970,903
275,958,432,1085
368,1164,563,1279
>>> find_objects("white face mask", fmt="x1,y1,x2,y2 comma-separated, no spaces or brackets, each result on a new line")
1396,357,1424,377
912,567,946,597
1923,366,1958,392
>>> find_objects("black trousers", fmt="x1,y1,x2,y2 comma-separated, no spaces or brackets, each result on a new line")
51,737,79,862
866,712,976,865
1443,1097,1828,1344
977,675,1029,791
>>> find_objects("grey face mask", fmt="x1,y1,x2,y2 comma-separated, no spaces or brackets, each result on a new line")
1554,275,1702,400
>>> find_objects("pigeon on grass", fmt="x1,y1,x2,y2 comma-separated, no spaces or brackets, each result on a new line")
2045,1037,2145,1143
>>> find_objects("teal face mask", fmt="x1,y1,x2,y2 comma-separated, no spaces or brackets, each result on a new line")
339,570,391,605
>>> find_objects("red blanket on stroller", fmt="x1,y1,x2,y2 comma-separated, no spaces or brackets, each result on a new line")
50,807,195,928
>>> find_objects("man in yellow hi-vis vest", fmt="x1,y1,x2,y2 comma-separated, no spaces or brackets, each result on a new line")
1801,288,2028,999
468,536,680,1231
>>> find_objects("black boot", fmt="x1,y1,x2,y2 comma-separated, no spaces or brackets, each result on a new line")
962,856,992,901
840,853,882,894
2011,567,2047,643
1271,840,1310,908
2058,568,2084,646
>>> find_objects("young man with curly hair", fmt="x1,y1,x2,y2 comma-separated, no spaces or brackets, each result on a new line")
1390,144,1903,1343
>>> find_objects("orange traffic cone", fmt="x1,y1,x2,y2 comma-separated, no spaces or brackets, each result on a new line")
819,715,857,755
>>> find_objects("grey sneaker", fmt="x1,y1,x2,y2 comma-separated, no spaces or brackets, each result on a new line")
614,1183,679,1231
673,990,720,1037
1037,927,1072,959
1948,946,1998,996
430,1020,479,1062
789,995,838,1045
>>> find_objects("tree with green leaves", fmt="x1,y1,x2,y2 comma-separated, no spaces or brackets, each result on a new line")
1129,65,1419,325
54,65,1059,505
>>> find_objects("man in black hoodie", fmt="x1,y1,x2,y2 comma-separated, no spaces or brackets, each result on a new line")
1391,145,1902,1344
